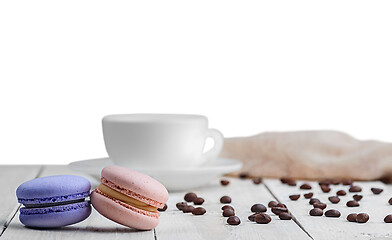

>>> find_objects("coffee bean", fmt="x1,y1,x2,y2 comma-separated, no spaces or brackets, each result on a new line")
347,213,357,222
192,207,206,215
281,178,290,184
248,213,259,222
342,180,353,185
251,204,267,213
328,196,340,204
384,214,392,223
287,180,297,186
184,192,197,202
281,178,297,186
289,194,300,201
220,180,230,186
182,205,195,213
253,178,263,184
309,198,320,205
279,212,292,220
220,196,232,204
313,202,327,210
176,202,188,210
325,209,341,218
300,183,312,190
321,185,331,193
371,188,383,195
349,186,362,192
356,213,369,223
353,194,363,201
271,207,288,215
346,200,360,207
336,190,347,196
331,179,341,185
389,197,392,205
268,201,278,208
223,208,235,217
276,203,287,208
193,197,205,205
227,216,241,225
239,172,248,179
158,204,168,212
221,205,234,211
304,192,313,199
255,213,272,224
309,208,323,216
319,179,332,186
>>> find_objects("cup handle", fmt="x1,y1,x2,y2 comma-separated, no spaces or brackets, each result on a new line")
202,128,224,160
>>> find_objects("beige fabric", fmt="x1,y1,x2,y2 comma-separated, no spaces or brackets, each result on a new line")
220,131,392,181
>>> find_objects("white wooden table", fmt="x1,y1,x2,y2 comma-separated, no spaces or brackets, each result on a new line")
1,165,391,240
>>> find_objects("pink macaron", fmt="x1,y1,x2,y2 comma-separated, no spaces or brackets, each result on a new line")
90,165,168,230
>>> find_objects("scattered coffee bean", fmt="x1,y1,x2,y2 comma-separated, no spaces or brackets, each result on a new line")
239,172,248,179
336,190,347,196
331,179,340,185
193,197,205,205
251,204,267,213
222,205,234,211
313,202,327,210
223,208,235,217
328,196,340,204
158,204,168,212
255,213,272,224
347,213,357,222
309,198,320,205
321,185,331,193
356,213,369,223
192,207,206,215
276,203,287,208
268,201,278,208
300,183,312,190
281,178,290,184
182,205,195,213
371,188,383,195
309,208,323,216
319,179,331,186
220,180,230,186
349,185,362,192
389,197,392,205
248,213,258,222
346,200,360,207
281,178,297,186
353,194,363,201
220,196,232,204
184,192,197,202
289,194,300,201
287,180,297,186
304,192,313,199
227,216,241,225
271,207,288,215
176,202,188,210
253,178,263,184
325,209,341,218
279,212,292,220
384,214,392,223
342,180,353,185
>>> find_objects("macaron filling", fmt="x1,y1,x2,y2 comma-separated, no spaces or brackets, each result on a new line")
23,198,86,209
98,184,158,212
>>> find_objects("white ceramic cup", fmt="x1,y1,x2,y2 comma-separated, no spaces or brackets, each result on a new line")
102,114,224,169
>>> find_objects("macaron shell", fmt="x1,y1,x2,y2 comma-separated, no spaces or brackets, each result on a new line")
19,201,91,228
91,190,159,230
101,166,168,207
16,175,91,204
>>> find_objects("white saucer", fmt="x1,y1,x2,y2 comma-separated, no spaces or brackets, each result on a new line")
68,157,242,191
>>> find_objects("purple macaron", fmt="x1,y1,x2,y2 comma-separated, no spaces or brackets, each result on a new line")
16,175,91,228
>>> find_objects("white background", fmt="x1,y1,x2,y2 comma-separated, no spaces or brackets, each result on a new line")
1,0,391,164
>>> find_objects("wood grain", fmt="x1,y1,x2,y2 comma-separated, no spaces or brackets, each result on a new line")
264,178,392,240
0,165,41,234
1,165,154,240
156,178,311,240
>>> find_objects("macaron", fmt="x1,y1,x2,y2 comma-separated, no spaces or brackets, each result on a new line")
16,175,91,228
90,165,168,230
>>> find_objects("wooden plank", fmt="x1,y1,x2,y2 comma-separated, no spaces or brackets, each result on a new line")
1,165,154,240
156,177,311,240
264,179,392,240
0,165,41,233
